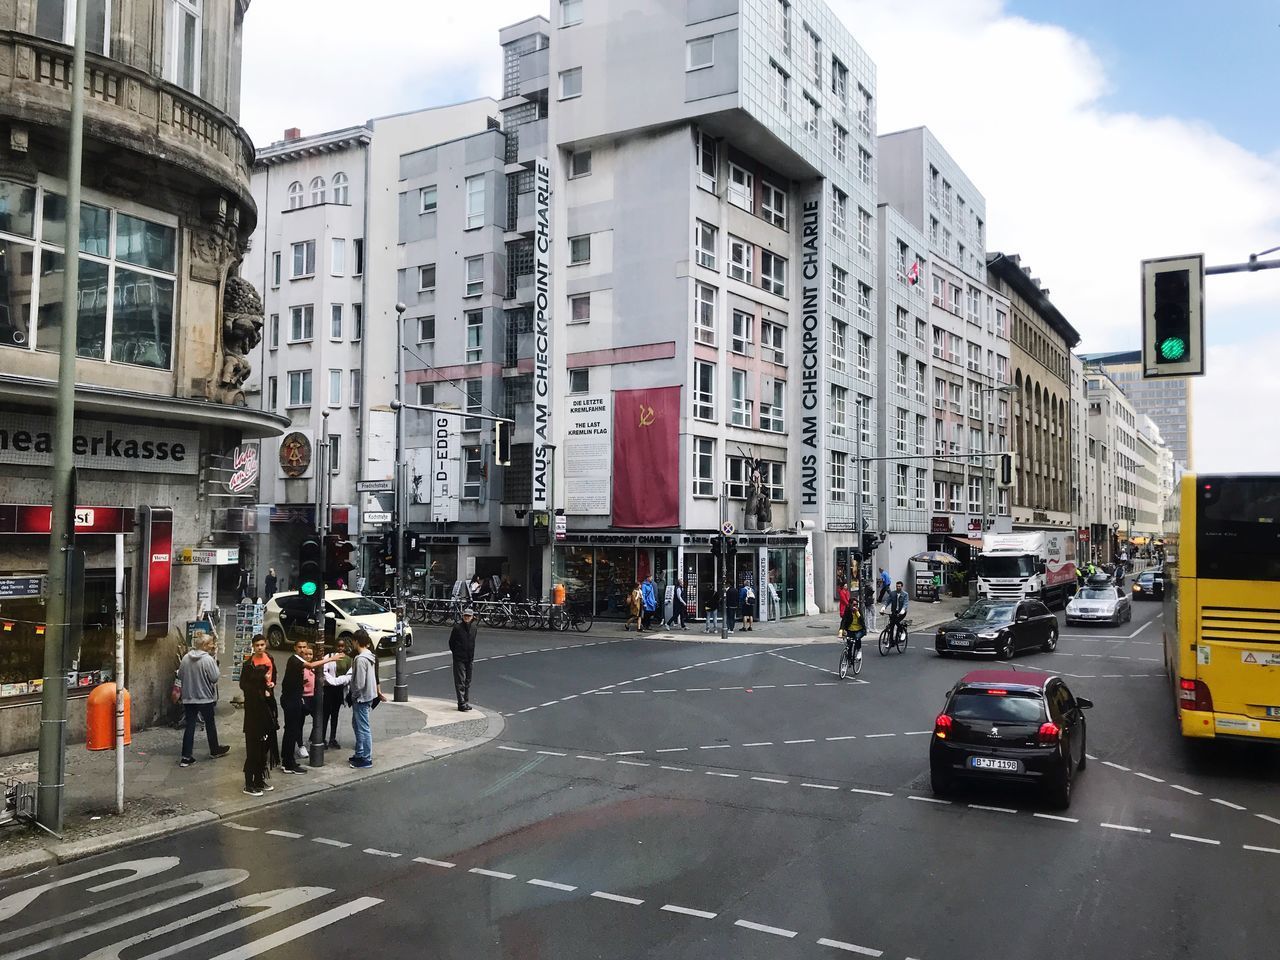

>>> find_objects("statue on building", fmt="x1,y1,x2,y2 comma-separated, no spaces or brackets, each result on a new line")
214,275,264,406
743,457,772,531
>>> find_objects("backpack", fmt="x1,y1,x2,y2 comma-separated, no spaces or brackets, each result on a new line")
745,586,755,602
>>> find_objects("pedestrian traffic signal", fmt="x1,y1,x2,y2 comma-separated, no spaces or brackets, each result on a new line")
861,532,879,556
379,532,396,567
494,420,513,467
298,535,323,597
710,537,722,558
1141,254,1204,378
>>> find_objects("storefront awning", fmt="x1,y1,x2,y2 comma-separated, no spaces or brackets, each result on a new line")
949,536,983,550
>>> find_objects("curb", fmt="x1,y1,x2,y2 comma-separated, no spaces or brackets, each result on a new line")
0,705,504,881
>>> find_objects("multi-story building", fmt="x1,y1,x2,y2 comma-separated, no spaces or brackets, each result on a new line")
986,253,1080,535
1081,349,1192,471
501,0,882,617
1068,352,1093,560
878,127,1011,561
1084,369,1140,561
1134,414,1172,541
0,0,285,750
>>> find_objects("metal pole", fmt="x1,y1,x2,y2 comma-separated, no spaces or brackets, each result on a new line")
980,387,987,536
854,448,862,612
309,412,329,768
393,303,408,702
37,0,90,834
719,483,728,639
114,533,125,815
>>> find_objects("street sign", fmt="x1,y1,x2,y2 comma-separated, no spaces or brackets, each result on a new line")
720,520,736,537
363,511,392,524
356,479,395,493
0,575,44,599
555,515,567,541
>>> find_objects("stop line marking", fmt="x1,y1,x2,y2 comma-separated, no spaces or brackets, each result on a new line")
411,637,632,675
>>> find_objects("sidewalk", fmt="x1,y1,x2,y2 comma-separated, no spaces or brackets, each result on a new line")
0,678,501,879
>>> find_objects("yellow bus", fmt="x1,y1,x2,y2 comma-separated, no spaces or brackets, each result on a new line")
1163,473,1280,742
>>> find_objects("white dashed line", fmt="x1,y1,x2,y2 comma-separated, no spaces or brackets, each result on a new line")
863,733,896,739
363,848,401,858
825,736,857,741
754,684,777,688
517,706,538,713
528,878,578,892
469,868,517,880
1256,814,1280,826
720,686,744,690
1170,833,1220,846
617,760,650,767
660,765,693,772
735,919,798,938
817,938,884,956
653,689,678,693
608,750,644,756
706,771,739,778
752,776,789,784
686,688,711,692
902,731,933,736
784,738,816,744
539,701,560,707
784,683,808,687
497,745,528,753
591,890,646,905
1034,813,1079,823
576,755,607,762
620,690,644,695
908,795,950,805
850,788,894,797
661,904,718,919
1170,784,1203,796
1212,798,1247,811
1133,772,1165,783
1101,822,1151,834
536,750,567,757
700,744,731,750
655,747,688,753
801,783,840,790
266,830,302,839
1244,845,1280,855
312,837,351,848
414,857,456,868
969,804,1017,814
743,741,774,746
224,823,258,832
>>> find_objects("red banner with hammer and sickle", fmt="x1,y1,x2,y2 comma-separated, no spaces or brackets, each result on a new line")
611,386,681,528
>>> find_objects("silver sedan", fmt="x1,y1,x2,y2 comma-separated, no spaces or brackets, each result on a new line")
1065,584,1132,627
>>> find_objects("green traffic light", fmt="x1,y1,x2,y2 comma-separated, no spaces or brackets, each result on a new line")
1159,336,1188,361
300,581,317,596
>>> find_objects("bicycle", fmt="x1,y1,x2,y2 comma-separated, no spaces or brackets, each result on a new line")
559,599,593,633
481,597,530,630
878,616,911,656
837,631,864,680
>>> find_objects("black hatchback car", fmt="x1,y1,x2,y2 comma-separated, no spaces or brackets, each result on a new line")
1132,569,1164,600
934,598,1059,659
930,669,1092,808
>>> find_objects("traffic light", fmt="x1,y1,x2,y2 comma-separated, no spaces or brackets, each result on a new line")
326,536,356,587
403,530,422,563
710,537,722,558
379,532,396,567
999,453,1013,488
298,535,323,597
725,536,737,557
862,532,879,556
494,420,513,466
1141,254,1204,378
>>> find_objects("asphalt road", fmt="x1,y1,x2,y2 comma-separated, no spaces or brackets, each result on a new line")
5,599,1280,960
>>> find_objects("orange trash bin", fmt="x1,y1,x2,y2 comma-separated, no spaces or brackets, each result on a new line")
552,583,566,606
86,683,131,750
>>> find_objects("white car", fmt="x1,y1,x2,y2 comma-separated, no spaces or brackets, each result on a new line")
263,590,411,654
1065,582,1131,627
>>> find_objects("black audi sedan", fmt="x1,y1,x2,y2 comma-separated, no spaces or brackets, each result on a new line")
930,669,1092,808
1132,569,1164,600
934,598,1059,659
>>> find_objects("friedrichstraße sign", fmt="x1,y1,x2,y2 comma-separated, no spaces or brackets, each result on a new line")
0,413,198,474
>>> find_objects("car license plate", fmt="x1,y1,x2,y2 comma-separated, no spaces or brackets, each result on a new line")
969,757,1019,772
1267,707,1280,718
950,637,972,648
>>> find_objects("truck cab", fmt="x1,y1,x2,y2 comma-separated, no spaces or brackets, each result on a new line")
975,531,1076,608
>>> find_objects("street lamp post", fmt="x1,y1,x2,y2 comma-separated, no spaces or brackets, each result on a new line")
393,303,409,703
309,411,330,768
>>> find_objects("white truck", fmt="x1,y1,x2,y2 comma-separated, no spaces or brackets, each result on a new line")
974,531,1077,608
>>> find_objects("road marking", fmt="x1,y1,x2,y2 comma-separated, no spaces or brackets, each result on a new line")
265,830,302,839
752,776,789,784
1244,845,1280,855
608,750,644,756
653,689,678,693
970,804,1017,814
656,747,688,753
528,878,577,892
743,741,774,746
576,755,607,762
562,694,579,700
469,868,517,880
863,733,896,739
517,706,538,713
620,690,645,694
413,858,456,868
363,848,401,858
539,701,560,707
850,788,894,797
735,919,798,938
1101,822,1151,834
660,765,693,772
754,684,777,688
1170,784,1203,796
205,897,382,960
592,890,645,905
312,838,351,848
1171,833,1220,846
908,795,950,805
686,688,711,692
536,750,567,756
706,771,739,778
784,738,816,744
802,783,839,790
1133,772,1165,783
1212,798,1247,811
617,760,650,767
224,823,258,832
817,938,884,956
1034,813,1079,823
662,904,717,919
720,685,744,690
1256,814,1280,826
825,736,857,741
903,731,933,736
1102,761,1131,771
497,745,529,753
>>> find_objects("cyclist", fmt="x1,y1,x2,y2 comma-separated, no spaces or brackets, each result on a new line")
839,597,865,666
885,580,909,643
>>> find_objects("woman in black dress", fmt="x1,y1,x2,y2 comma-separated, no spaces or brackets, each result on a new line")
239,634,280,796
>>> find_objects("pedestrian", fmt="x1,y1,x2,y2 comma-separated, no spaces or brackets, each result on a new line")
335,577,346,590
347,629,386,768
177,634,230,767
263,567,278,601
449,607,479,711
640,575,657,630
739,580,756,631
704,584,721,633
298,640,318,763
625,581,643,631
724,579,738,633
280,639,334,774
836,579,851,619
877,567,891,606
239,634,279,796
667,578,688,630
322,637,352,748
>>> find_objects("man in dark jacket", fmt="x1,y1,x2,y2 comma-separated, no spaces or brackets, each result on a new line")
279,639,334,773
449,608,479,711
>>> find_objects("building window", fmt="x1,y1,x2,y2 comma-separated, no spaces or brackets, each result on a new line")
328,368,343,407
858,207,871,260
830,451,847,503
693,360,716,421
916,414,927,455
164,0,201,94
805,24,821,84
694,282,716,345
464,175,485,230
287,370,312,407
761,181,786,229
329,303,343,340
465,310,483,362
896,464,909,508
331,172,349,204
934,481,946,512
309,176,326,205
418,383,435,406
831,56,848,104
856,283,871,323
464,379,483,431
352,304,363,341
967,286,981,325
570,293,591,323
803,94,820,138
857,83,872,133
417,315,435,343
559,67,582,99
692,437,715,497
830,319,847,373
330,238,345,276
831,122,847,163
271,251,281,288
353,238,364,276
760,251,786,297
760,380,784,433
289,305,314,342
731,309,753,355
569,234,591,264
36,0,111,54
772,61,789,115
895,306,909,340
774,0,791,51
830,266,847,307
968,476,983,515
465,255,485,297
728,235,753,283
420,186,437,214
895,352,909,394
730,369,752,427
896,408,908,453
696,129,718,192
861,461,873,506
462,446,483,500
728,163,753,212
328,435,341,474
291,240,315,278
560,0,583,27
569,149,592,178
351,370,361,407
761,320,785,364
915,469,927,510
830,187,847,242
569,367,589,394
419,264,436,292
830,386,847,438
858,146,872,186
687,36,714,70
695,220,718,269
856,394,871,444
268,313,279,349
287,181,303,210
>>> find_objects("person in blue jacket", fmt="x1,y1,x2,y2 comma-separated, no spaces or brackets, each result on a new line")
640,575,658,630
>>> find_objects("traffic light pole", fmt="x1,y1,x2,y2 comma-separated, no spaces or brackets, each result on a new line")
393,303,409,703
310,412,329,768
719,484,728,640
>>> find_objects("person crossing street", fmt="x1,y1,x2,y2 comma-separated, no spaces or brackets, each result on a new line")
450,607,479,711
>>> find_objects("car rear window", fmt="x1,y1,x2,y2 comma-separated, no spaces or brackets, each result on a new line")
949,690,1045,723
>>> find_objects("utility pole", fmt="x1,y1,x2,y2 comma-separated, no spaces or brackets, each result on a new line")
309,411,329,768
392,303,408,702
37,0,90,834
719,483,728,640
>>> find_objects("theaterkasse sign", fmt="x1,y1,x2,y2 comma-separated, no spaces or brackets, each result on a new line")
0,413,198,475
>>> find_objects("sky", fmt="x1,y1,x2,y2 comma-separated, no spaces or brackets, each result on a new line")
240,0,1280,473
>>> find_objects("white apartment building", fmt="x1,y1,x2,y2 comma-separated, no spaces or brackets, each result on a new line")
1084,368,1139,562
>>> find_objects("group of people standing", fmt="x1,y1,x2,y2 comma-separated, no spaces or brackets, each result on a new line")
620,575,763,634
703,580,757,633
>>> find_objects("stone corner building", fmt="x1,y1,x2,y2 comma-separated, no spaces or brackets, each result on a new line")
0,0,285,753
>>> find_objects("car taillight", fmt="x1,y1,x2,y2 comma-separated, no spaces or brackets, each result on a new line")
934,713,953,739
1179,678,1213,712
1037,721,1061,745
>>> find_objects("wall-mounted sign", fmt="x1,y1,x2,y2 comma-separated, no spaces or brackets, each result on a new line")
0,504,133,535
363,511,392,524
564,394,611,515
0,576,44,598
227,445,260,494
176,547,240,566
356,479,394,493
531,155,553,511
930,516,953,534
278,432,312,478
0,413,198,474
138,505,173,638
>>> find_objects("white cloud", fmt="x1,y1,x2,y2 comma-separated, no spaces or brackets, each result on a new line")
240,0,1280,470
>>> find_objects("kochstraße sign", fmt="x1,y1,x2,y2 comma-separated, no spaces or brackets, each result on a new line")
0,413,198,474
